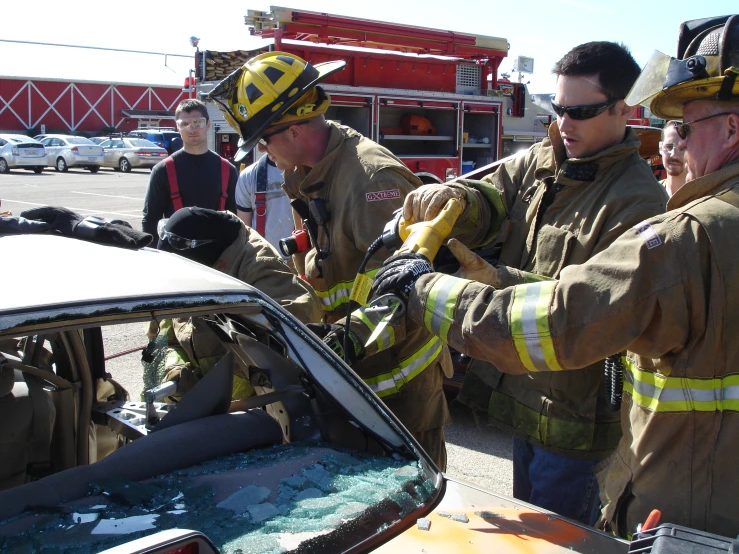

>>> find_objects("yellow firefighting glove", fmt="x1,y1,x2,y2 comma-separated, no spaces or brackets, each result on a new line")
447,239,501,287
403,183,467,222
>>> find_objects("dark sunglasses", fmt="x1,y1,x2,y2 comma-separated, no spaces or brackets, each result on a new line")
258,120,310,146
672,112,734,140
550,98,619,120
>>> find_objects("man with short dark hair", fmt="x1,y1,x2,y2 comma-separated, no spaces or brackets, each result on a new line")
659,121,688,196
387,41,668,524
141,99,238,237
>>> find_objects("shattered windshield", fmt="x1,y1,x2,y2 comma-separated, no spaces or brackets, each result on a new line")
1,445,432,553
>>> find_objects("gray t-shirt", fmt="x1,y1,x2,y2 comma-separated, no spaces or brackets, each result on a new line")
235,158,294,252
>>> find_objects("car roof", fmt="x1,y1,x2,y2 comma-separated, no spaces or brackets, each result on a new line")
0,134,39,143
1,234,261,331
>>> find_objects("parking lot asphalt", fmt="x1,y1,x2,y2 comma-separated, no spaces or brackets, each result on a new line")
1,167,514,497
1,166,148,228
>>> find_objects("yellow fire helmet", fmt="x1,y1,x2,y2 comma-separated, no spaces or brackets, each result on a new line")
208,52,346,161
626,15,739,120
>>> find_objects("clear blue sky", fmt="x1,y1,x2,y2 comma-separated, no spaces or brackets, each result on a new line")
2,1,735,93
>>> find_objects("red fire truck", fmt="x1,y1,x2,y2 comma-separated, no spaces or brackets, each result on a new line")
197,6,552,180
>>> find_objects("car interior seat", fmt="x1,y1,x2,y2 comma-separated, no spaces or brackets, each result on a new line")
0,353,57,491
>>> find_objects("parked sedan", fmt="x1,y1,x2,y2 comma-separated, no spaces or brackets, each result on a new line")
39,135,104,172
0,135,46,174
99,137,168,172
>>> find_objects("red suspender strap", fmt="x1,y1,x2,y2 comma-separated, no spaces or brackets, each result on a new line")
164,156,183,212
254,192,267,237
254,155,269,237
219,157,230,211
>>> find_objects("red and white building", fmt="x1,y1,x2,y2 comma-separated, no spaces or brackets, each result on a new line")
0,76,189,136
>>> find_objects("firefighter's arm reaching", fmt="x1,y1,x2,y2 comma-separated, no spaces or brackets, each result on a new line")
374,215,696,374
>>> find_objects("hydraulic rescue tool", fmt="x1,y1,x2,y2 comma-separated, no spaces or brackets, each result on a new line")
344,198,464,353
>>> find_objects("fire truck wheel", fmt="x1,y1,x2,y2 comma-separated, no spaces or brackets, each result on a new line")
56,157,68,172
119,158,132,173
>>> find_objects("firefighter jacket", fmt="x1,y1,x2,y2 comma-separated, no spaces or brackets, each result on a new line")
283,121,450,435
408,157,739,537
283,121,422,319
167,221,323,399
344,304,453,436
452,123,668,459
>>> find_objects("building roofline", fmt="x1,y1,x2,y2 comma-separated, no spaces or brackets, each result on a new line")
0,75,184,89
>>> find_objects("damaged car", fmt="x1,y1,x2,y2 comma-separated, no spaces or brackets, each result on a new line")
0,231,628,554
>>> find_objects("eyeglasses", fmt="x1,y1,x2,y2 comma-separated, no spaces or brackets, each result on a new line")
550,98,619,121
258,120,309,146
672,112,734,140
176,117,207,130
659,142,686,155
157,219,214,250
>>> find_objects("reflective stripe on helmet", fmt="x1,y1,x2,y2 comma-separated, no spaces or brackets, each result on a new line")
623,360,739,412
363,336,443,398
509,281,563,372
422,274,467,343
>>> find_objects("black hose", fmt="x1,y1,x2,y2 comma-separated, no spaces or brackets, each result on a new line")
343,235,386,364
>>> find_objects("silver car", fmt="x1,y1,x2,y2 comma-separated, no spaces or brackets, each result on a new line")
39,135,104,173
0,135,46,174
99,137,168,172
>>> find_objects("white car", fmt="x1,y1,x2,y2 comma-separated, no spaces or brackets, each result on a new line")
0,134,46,174
38,134,104,172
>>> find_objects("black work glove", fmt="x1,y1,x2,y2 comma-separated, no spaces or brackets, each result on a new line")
370,253,434,303
0,215,51,236
306,323,335,340
21,206,152,249
307,323,365,365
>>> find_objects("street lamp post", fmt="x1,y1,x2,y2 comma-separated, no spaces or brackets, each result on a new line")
189,37,200,100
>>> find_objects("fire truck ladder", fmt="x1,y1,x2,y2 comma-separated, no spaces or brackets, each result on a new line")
244,6,509,60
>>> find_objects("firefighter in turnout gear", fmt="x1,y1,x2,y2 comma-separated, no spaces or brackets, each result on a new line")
210,52,451,470
154,207,322,400
371,15,739,537
386,42,668,524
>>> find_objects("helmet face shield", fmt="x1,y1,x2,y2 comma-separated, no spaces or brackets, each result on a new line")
632,15,739,119
209,65,248,138
625,51,674,108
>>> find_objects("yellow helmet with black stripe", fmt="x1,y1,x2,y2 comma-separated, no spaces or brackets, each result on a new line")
209,52,346,160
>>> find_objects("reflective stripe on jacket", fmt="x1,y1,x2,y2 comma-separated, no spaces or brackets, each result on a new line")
283,121,421,321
